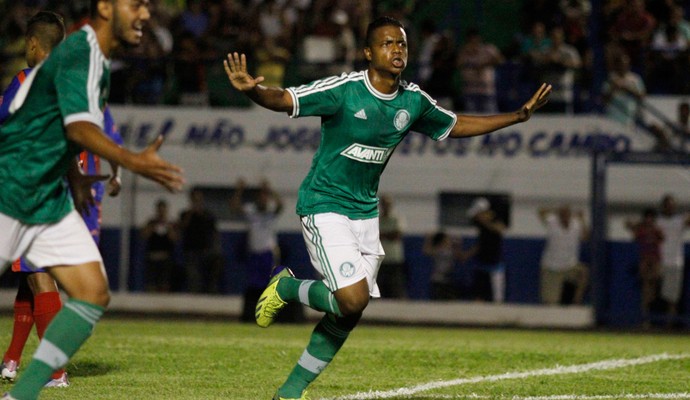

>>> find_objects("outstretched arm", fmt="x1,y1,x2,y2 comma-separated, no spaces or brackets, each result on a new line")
66,121,184,192
223,52,293,113
449,83,552,138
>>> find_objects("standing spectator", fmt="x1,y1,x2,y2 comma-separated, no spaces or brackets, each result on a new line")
540,27,582,113
602,52,646,127
647,24,688,94
465,197,507,303
229,178,284,322
626,208,664,325
608,0,656,74
422,231,464,300
141,199,178,292
377,194,408,299
538,205,589,305
415,19,441,87
456,28,504,113
178,188,223,293
656,194,690,323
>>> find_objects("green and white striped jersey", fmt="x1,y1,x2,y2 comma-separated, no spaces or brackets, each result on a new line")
0,25,110,224
288,70,456,219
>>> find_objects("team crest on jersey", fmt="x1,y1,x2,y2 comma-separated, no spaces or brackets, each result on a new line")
340,143,394,164
339,262,355,278
393,109,411,131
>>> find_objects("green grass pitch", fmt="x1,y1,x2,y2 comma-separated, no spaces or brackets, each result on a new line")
1,316,689,399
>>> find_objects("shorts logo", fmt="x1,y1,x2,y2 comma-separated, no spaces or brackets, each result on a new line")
339,262,355,278
393,109,410,131
340,143,393,164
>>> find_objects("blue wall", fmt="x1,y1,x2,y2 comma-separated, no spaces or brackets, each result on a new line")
98,229,690,327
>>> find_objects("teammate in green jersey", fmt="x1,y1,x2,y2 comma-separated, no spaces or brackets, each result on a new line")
0,1,183,399
224,16,551,400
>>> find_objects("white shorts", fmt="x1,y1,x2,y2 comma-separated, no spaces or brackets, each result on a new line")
0,210,103,274
301,213,384,297
660,264,684,303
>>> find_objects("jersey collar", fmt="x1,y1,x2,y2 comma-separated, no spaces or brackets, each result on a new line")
363,70,399,101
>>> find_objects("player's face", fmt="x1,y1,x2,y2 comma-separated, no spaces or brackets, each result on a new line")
112,0,150,47
365,25,408,75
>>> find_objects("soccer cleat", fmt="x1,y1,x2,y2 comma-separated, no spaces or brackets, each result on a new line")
255,265,294,328
272,390,310,400
1,393,18,400
1,360,18,381
44,372,69,388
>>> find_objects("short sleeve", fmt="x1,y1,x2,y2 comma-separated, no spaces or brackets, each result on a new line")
286,74,348,118
410,90,456,141
56,44,104,129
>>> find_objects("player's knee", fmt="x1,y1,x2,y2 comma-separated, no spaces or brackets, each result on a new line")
77,287,111,308
337,295,369,315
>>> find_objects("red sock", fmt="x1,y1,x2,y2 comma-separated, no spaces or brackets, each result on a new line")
4,298,34,363
33,291,65,379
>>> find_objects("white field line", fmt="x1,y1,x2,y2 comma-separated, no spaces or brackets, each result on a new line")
398,393,690,399
326,353,689,400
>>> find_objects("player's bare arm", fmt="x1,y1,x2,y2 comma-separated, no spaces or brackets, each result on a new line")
66,121,184,192
223,52,293,113
449,83,552,138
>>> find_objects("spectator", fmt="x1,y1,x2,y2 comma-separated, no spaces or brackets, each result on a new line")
520,21,553,86
172,31,208,106
415,19,441,87
141,199,178,292
538,26,582,113
178,188,223,293
625,208,664,326
456,28,504,113
229,178,284,322
422,231,464,300
465,197,507,303
656,194,690,324
538,205,589,305
424,30,458,110
377,194,408,299
602,52,646,127
647,24,688,94
608,0,656,74
177,0,209,39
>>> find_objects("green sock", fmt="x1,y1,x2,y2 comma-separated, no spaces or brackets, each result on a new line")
277,278,342,316
277,315,351,398
11,299,104,400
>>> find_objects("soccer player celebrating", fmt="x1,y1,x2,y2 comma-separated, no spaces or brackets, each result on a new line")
224,16,551,400
0,1,183,399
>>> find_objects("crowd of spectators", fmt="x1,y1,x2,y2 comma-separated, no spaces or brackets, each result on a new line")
2,0,690,116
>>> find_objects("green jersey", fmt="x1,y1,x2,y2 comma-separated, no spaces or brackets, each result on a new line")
288,71,456,219
0,25,110,224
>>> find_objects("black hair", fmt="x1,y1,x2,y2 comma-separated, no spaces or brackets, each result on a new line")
26,11,65,50
642,208,657,218
365,16,404,47
431,231,447,246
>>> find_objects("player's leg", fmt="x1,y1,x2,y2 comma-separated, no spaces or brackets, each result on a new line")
274,312,361,400
273,214,383,399
25,271,66,386
9,211,109,400
2,272,34,381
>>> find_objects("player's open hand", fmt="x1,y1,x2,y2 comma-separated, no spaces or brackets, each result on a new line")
224,52,265,92
518,83,552,122
132,135,185,193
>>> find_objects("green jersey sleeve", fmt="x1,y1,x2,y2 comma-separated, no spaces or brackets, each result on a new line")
409,89,457,141
56,37,105,129
286,73,350,118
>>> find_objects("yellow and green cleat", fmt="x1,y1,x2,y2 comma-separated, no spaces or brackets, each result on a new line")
255,265,294,328
272,391,309,400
